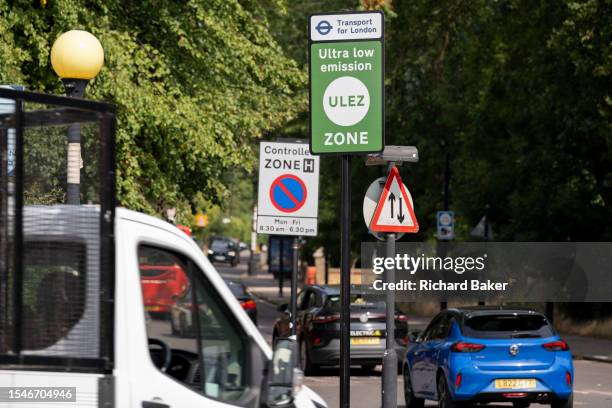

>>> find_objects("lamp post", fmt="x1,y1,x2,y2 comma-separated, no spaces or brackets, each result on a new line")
51,30,104,204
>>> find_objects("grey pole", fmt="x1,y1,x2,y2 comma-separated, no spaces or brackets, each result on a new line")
62,79,88,205
340,154,351,408
278,239,284,297
382,231,397,408
440,153,450,310
290,237,299,336
382,163,398,408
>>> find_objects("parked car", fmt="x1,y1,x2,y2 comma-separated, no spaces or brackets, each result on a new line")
273,285,409,374
207,236,239,266
403,307,574,408
224,278,258,325
140,261,189,314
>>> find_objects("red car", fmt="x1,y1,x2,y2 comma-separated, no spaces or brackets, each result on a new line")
140,264,189,314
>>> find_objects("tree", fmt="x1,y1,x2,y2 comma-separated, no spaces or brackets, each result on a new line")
269,0,611,266
0,0,306,221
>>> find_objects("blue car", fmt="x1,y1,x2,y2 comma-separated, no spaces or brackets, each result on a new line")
403,308,573,408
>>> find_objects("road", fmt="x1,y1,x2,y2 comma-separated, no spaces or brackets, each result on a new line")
216,258,612,408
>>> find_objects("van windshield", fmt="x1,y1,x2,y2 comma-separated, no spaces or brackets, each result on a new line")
463,314,555,339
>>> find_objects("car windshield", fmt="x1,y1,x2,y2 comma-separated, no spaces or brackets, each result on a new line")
462,314,555,339
225,281,245,297
211,240,230,251
325,294,385,313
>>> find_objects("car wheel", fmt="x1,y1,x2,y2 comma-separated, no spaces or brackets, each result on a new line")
513,402,530,408
437,374,462,408
403,367,424,408
299,340,318,375
551,395,573,408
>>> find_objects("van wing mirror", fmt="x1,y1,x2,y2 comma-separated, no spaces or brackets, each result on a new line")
264,337,301,407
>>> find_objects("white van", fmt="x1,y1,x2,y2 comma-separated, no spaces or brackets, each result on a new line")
0,88,326,408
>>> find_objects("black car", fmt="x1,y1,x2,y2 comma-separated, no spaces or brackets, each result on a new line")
224,278,257,325
273,285,409,374
207,237,239,266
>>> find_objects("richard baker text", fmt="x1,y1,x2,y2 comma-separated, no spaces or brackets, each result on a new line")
373,279,508,292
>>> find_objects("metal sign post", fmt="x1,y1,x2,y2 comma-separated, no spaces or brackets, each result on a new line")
383,230,396,408
340,154,351,407
291,236,299,336
365,147,419,408
309,11,385,408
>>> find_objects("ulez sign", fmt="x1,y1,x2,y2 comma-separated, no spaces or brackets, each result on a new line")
309,11,384,154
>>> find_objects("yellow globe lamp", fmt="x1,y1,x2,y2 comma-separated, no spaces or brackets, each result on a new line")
50,30,104,205
51,30,104,97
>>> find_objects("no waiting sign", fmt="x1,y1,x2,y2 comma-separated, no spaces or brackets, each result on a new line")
257,141,320,236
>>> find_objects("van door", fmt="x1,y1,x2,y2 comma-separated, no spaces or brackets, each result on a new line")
116,217,266,408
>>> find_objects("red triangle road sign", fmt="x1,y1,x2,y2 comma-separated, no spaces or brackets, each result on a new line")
370,166,419,233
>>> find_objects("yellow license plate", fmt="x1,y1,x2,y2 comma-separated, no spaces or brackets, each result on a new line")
351,337,380,345
145,306,161,311
495,379,536,389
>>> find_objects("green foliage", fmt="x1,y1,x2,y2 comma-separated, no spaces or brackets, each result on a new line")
0,0,306,217
269,0,611,266
191,169,255,245
386,0,612,241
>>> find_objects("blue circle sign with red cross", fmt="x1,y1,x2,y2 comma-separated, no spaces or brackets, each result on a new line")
269,174,308,213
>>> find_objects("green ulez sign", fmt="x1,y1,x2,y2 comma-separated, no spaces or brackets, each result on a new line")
310,40,383,154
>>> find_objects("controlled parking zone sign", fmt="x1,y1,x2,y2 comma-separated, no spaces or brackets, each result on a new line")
257,141,320,236
309,11,384,154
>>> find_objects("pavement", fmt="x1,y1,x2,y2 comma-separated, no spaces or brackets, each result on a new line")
217,253,612,407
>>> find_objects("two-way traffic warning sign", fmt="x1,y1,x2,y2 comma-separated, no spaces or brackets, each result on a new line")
369,167,418,233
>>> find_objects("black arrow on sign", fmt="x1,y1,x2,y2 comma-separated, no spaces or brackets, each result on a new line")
397,197,405,223
388,192,396,218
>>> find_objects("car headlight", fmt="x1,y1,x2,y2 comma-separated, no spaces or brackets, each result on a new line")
228,251,236,256
207,249,213,255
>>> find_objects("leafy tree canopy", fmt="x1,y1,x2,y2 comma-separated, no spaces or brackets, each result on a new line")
0,0,306,221
269,0,611,266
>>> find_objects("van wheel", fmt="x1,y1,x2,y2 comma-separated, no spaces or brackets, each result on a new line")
299,340,318,375
551,395,573,408
403,367,424,408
